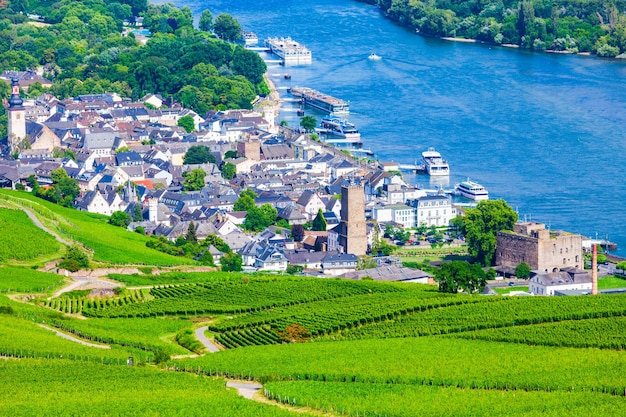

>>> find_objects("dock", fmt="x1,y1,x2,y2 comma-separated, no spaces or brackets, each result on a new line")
398,163,427,173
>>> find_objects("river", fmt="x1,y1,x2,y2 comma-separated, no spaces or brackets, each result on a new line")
163,0,626,256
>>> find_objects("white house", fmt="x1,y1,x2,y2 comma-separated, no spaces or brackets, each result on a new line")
529,268,592,296
372,204,416,228
408,194,456,227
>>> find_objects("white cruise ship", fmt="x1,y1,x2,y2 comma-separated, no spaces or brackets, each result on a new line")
265,37,312,65
421,148,450,176
456,179,489,201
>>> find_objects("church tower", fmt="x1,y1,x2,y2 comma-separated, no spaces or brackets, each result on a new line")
338,183,367,256
7,77,26,153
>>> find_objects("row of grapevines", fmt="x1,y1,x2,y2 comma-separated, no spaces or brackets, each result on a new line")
85,279,405,318
339,293,626,341
45,290,148,315
211,291,474,337
215,326,284,348
264,380,626,417
455,316,626,349
173,336,626,395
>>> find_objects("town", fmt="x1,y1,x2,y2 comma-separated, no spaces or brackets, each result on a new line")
2,1,626,415
2,70,620,296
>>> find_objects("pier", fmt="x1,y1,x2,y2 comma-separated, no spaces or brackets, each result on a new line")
246,46,270,52
398,163,426,173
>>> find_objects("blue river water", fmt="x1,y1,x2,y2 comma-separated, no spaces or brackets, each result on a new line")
165,0,626,256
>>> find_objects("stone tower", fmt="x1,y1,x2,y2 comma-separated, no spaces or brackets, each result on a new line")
338,183,367,256
7,77,26,153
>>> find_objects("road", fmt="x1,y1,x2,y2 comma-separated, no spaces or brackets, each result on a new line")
226,381,262,399
194,326,221,353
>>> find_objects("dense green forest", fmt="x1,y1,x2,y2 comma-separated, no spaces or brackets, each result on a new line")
0,0,267,113
358,0,626,56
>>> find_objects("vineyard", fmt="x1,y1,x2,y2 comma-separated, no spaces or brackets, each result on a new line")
44,289,151,315
0,190,193,266
173,336,626,395
82,279,402,318
336,293,626,344
456,316,626,349
212,291,469,348
46,317,195,356
263,381,626,417
2,227,626,416
0,359,307,417
0,266,64,293
0,208,61,262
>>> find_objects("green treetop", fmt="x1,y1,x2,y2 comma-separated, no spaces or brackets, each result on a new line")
452,199,518,266
311,209,327,231
182,168,206,191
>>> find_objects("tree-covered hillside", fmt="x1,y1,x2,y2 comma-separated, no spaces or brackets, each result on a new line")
359,0,626,56
0,0,267,112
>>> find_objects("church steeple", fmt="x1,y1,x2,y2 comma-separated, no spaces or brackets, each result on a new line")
7,76,26,153
8,77,24,109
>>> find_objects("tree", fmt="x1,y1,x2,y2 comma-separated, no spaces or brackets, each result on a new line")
198,250,214,266
37,168,80,207
616,261,626,275
286,264,303,275
372,238,395,256
244,203,277,232
311,209,327,231
299,115,317,132
184,146,215,164
357,255,378,270
213,13,241,42
182,168,206,191
177,115,195,133
224,150,237,159
220,252,242,272
221,162,236,179
58,245,90,272
231,46,266,85
203,234,231,253
185,221,198,244
515,262,531,279
452,199,518,266
133,204,143,222
434,261,486,293
109,211,131,227
233,189,257,211
198,9,213,32
292,224,305,242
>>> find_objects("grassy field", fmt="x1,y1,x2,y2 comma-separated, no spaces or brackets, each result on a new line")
0,190,194,266
599,275,626,290
493,285,529,294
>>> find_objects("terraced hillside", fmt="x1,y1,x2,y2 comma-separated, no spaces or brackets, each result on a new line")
2,218,625,416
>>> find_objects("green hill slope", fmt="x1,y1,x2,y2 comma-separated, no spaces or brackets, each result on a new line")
0,190,194,266
0,208,61,262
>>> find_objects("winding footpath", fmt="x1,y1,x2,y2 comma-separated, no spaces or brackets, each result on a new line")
22,207,71,246
38,324,110,349
194,326,221,353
